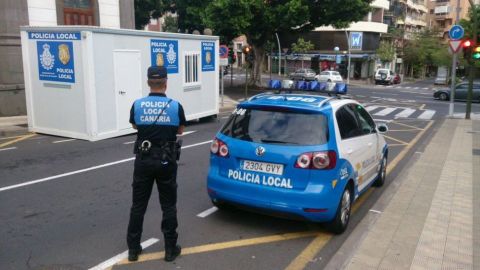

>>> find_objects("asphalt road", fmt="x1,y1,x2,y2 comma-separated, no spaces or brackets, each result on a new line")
1,79,479,270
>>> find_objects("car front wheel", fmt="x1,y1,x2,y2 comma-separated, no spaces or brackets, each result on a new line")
374,156,387,187
329,186,352,234
439,92,448,101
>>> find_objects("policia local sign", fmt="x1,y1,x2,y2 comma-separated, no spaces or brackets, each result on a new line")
29,32,79,83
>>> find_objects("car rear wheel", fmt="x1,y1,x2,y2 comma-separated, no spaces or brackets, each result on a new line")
328,186,352,234
439,92,448,101
374,156,387,187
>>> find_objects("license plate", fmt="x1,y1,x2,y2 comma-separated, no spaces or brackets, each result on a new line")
242,160,284,175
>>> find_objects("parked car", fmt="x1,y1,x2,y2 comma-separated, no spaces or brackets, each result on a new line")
374,69,395,85
207,91,389,234
289,68,317,81
315,71,343,83
393,73,401,84
433,83,480,102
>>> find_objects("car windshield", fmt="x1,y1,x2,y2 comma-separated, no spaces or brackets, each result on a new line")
220,108,328,145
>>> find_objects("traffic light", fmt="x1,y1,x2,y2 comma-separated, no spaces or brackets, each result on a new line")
463,39,472,60
473,46,480,60
242,45,254,64
228,48,236,64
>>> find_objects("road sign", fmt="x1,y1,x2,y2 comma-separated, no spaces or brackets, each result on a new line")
220,58,228,66
449,39,463,53
219,45,229,59
449,25,464,40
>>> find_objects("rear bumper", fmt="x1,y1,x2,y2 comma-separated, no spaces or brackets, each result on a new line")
207,172,340,222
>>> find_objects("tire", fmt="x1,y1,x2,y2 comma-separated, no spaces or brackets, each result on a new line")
327,79,332,82
374,155,387,187
439,92,448,101
328,186,352,234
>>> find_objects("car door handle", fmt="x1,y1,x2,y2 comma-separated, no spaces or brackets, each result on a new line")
119,91,126,95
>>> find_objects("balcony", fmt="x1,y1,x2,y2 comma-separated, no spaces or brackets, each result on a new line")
371,0,390,10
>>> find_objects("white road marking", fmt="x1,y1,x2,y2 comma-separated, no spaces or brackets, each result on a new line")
52,139,76,144
123,141,135,145
178,130,196,136
405,86,411,89
0,147,17,152
414,87,419,89
88,238,159,270
373,119,393,123
422,87,429,90
197,206,219,218
374,107,397,116
221,116,230,119
0,140,214,192
365,106,379,112
394,108,416,118
369,209,382,214
417,110,436,120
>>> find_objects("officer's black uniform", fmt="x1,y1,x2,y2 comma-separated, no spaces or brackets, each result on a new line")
126,66,186,262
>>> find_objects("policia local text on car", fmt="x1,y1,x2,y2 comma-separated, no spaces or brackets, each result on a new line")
126,66,186,262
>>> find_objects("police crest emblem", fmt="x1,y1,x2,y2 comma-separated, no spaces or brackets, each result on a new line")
58,44,70,65
40,43,55,70
206,51,212,64
156,53,165,66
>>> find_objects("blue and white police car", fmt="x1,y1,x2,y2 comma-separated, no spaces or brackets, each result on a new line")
207,88,388,233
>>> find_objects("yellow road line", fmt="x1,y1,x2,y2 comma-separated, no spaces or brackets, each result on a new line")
284,120,434,270
388,129,423,132
0,135,26,141
383,135,409,145
419,104,426,110
116,231,320,266
0,133,36,148
284,234,331,270
390,121,424,130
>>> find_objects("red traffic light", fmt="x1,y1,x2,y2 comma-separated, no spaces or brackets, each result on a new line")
463,40,472,48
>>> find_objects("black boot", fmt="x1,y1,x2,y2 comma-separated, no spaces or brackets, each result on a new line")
128,247,142,262
164,245,181,262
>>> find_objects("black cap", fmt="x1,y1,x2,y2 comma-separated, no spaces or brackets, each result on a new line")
147,66,168,79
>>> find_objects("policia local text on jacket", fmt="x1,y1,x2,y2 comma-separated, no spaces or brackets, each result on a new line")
126,66,186,262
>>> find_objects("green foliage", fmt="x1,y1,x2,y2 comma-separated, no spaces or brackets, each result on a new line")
403,29,451,73
175,0,209,33
134,0,174,30
376,41,395,63
162,15,178,32
291,38,314,54
459,5,480,40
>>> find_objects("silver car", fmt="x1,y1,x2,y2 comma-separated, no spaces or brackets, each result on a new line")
289,68,317,81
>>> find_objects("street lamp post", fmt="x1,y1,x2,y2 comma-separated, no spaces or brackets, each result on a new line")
275,33,281,76
345,31,351,84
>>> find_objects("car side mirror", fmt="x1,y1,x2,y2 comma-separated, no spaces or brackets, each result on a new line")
377,123,388,133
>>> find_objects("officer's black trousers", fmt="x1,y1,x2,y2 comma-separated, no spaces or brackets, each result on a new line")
127,155,178,251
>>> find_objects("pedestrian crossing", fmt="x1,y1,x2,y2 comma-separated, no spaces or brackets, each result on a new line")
364,105,436,120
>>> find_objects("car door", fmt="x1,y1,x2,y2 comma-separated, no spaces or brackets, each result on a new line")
455,83,468,100
352,104,380,188
335,104,369,191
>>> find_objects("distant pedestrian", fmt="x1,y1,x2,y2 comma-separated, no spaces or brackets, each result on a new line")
126,66,185,262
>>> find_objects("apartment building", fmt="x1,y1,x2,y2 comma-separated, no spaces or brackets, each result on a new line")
427,0,474,39
280,0,390,80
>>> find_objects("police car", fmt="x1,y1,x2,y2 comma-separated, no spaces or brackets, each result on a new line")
207,87,388,233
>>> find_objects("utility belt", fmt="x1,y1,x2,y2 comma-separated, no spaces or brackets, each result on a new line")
134,139,182,161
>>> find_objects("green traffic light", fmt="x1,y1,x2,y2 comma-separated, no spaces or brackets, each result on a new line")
473,53,480,59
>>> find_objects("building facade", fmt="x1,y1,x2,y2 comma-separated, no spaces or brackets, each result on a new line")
279,0,390,80
426,0,474,39
0,0,134,117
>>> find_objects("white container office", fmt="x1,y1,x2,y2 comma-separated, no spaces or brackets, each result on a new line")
20,26,219,141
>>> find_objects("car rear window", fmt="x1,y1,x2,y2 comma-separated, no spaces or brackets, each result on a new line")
332,71,340,75
378,69,388,74
221,108,328,145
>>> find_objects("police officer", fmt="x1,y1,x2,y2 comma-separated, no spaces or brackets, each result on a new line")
127,66,186,262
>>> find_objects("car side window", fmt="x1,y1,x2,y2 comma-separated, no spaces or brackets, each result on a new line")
353,104,376,135
336,105,362,139
457,84,468,90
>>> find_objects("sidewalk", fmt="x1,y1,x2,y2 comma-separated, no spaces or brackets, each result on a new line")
327,118,479,270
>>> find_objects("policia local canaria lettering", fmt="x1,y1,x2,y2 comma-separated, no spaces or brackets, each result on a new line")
137,100,174,123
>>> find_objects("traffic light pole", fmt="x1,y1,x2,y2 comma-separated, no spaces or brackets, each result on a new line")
466,0,477,119
449,0,461,117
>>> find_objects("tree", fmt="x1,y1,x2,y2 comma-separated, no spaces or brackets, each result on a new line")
197,0,372,86
376,41,395,65
175,0,209,34
291,38,314,68
134,0,174,30
162,15,178,32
